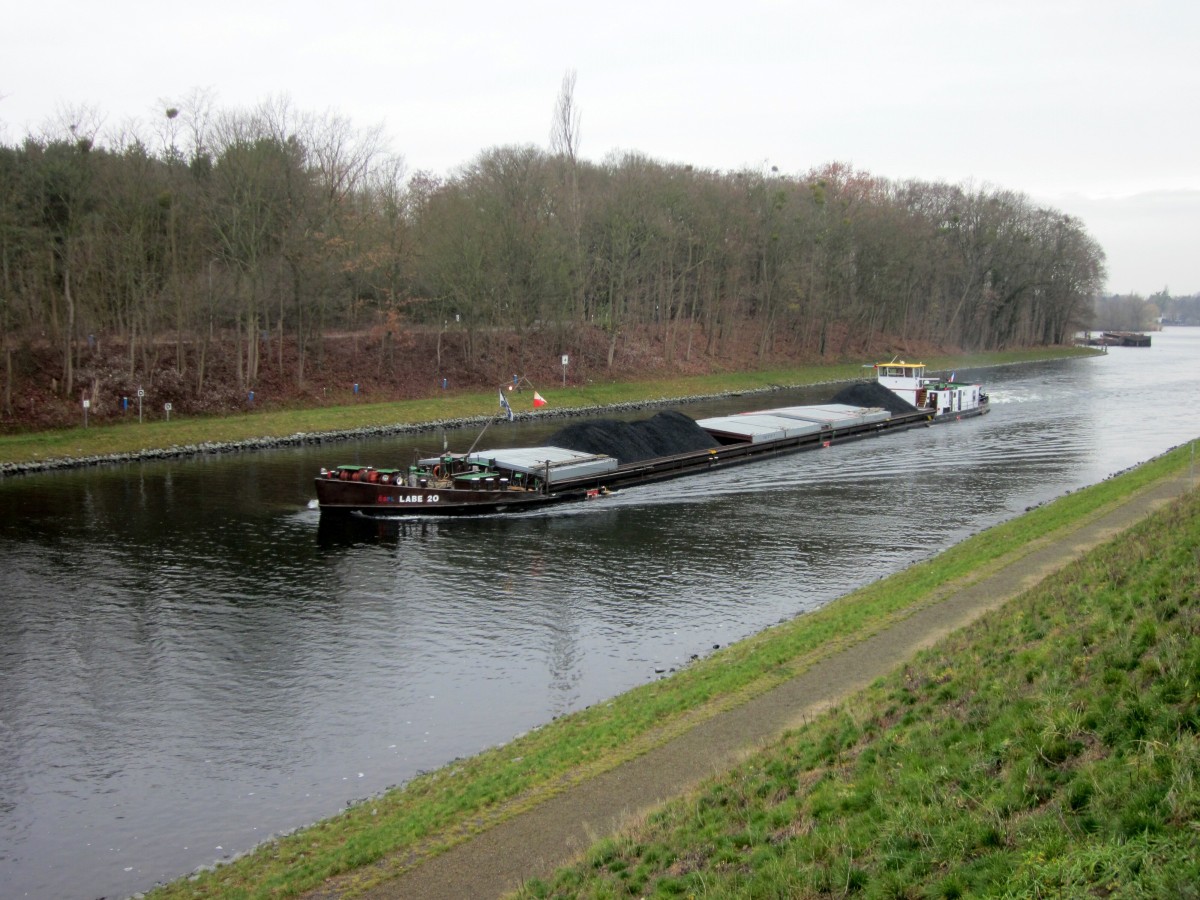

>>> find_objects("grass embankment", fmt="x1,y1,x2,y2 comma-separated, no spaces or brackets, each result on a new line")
522,470,1200,897
0,348,1092,466
147,438,1195,899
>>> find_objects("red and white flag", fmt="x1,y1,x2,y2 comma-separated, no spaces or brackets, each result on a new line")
533,391,547,408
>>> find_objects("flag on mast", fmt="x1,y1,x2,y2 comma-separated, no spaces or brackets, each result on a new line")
499,388,514,421
533,391,547,409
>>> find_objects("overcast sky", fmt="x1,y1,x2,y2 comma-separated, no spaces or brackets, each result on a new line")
4,0,1197,295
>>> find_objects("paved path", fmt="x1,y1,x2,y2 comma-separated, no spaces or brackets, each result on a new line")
313,471,1195,900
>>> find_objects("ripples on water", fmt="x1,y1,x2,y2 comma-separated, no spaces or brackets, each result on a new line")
2,330,1198,898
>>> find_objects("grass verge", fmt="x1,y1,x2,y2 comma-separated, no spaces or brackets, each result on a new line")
146,436,1194,898
520,460,1200,898
0,348,1094,466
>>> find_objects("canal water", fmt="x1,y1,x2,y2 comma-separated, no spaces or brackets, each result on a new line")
2,330,1198,899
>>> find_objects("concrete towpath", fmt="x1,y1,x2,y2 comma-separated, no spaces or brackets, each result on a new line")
311,470,1195,900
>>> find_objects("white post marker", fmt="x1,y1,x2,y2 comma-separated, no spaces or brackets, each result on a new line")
137,387,145,423
561,353,568,387
164,402,173,422
82,398,90,428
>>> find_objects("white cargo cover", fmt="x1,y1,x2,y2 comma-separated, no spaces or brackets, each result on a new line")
754,404,891,426
466,446,617,484
696,415,809,443
713,413,821,441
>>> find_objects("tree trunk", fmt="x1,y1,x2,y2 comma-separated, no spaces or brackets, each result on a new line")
3,345,12,417
196,334,207,395
244,302,260,386
61,266,75,398
292,261,306,388
236,313,244,388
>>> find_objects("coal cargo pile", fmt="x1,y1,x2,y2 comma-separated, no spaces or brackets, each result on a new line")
547,411,720,464
830,381,918,415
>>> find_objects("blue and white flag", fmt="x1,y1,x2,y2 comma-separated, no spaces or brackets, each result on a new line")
499,388,514,421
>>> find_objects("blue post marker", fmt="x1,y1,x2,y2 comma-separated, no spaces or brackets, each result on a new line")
442,377,448,390
122,396,129,414
248,390,255,405
353,383,359,395
513,374,519,391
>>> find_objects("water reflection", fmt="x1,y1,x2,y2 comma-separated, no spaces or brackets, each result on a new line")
2,330,1198,898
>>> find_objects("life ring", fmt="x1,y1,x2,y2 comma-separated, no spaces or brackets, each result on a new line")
432,465,441,478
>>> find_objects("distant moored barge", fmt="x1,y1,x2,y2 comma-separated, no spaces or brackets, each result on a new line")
1085,331,1152,347
314,361,988,518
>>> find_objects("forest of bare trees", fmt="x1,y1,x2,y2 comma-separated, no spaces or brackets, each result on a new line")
1,87,1107,425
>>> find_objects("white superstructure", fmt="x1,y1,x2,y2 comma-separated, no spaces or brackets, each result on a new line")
874,361,986,416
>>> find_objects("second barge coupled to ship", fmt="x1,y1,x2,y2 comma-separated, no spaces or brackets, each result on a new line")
314,361,988,518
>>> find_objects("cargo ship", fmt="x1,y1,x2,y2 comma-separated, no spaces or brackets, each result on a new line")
314,361,987,518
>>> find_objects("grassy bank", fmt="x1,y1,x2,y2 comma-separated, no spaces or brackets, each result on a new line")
145,438,1194,898
521,466,1200,898
0,348,1093,466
